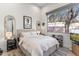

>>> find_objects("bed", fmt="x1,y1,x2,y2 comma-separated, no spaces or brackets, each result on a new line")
17,30,59,56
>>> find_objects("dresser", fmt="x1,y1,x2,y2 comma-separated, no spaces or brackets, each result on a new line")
70,33,79,55
72,44,79,56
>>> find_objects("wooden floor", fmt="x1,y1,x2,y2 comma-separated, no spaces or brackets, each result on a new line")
2,48,25,56
1,47,75,56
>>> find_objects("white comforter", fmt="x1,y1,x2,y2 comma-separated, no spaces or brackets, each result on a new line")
20,35,59,56
32,35,59,51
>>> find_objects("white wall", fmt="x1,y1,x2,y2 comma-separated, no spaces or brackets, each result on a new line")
0,3,41,51
41,3,72,50
0,3,41,33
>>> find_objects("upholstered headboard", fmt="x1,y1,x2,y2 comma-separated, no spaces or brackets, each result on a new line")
17,29,35,33
17,29,36,42
17,29,35,35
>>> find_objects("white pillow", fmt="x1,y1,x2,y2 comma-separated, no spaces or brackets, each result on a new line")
31,31,37,36
21,32,32,38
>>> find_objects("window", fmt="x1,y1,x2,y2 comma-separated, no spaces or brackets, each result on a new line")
47,10,66,33
69,23,79,34
46,4,79,33
48,22,65,33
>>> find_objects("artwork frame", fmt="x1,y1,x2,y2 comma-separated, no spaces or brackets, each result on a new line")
23,16,32,29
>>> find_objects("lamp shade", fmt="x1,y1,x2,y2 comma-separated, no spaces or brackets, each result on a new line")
6,32,12,39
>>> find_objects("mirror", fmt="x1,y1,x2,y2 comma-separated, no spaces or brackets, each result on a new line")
6,16,13,32
4,15,16,39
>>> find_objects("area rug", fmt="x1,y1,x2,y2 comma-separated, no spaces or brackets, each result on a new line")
50,47,75,56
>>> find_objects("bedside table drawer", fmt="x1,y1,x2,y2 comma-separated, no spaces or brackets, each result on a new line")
7,40,15,43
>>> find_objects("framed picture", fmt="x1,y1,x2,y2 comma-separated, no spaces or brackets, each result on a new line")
23,16,32,29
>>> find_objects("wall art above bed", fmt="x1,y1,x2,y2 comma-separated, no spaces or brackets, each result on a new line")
23,16,32,29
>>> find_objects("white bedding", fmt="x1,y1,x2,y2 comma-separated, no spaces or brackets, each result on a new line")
30,35,59,51
19,32,59,56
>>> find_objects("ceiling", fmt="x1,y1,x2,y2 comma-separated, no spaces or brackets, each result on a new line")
31,3,55,8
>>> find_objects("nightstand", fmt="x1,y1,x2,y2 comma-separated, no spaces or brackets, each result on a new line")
7,39,17,51
0,48,3,55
